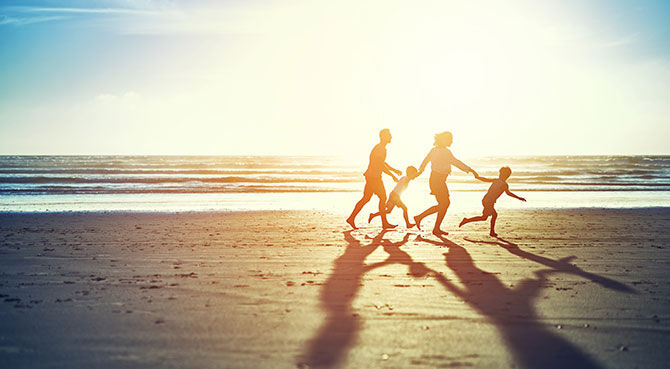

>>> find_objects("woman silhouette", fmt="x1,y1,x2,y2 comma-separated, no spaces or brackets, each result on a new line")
414,131,477,236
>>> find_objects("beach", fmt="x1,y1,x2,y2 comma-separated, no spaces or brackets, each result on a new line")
1,208,668,369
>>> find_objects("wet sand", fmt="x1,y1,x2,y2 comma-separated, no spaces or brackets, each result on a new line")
0,208,669,368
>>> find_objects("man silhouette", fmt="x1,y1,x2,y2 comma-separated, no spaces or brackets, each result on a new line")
346,129,401,229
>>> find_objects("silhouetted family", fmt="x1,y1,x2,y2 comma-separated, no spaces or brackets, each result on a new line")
347,129,526,237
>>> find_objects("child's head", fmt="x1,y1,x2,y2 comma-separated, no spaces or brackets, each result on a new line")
499,166,512,180
406,166,418,179
434,131,453,148
379,128,392,143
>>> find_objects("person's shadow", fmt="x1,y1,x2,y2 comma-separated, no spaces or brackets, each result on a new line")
298,230,412,368
301,232,633,369
463,236,636,293
419,235,617,369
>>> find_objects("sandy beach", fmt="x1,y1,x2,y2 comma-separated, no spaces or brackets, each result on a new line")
1,208,669,369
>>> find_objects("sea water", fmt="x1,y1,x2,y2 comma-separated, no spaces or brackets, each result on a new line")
1,155,668,212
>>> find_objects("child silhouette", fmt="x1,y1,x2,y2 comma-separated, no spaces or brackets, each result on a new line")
459,166,526,237
368,166,419,228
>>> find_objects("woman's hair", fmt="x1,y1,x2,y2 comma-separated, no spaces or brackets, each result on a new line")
434,131,453,148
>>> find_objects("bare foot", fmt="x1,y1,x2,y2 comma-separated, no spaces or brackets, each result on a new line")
459,218,467,228
368,213,375,223
414,216,422,230
433,229,448,237
346,217,357,229
490,231,498,237
406,223,416,229
382,223,397,229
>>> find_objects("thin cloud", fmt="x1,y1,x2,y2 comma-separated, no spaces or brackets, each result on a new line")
0,14,67,26
1,4,262,35
6,6,154,15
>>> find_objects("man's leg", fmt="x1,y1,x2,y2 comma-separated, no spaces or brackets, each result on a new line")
372,184,396,229
378,193,397,228
398,201,414,228
347,184,373,229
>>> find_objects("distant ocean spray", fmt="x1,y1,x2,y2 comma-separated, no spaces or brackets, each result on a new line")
0,155,669,211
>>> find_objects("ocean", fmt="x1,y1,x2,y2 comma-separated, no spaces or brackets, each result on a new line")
1,155,669,212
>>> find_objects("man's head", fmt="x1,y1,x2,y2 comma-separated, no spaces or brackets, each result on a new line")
406,166,419,179
379,128,392,144
434,131,453,148
499,166,512,180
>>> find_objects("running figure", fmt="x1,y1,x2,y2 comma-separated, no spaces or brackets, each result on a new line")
414,131,476,237
368,166,419,228
346,129,402,229
459,166,526,237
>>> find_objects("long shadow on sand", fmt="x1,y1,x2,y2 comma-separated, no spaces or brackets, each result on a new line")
463,236,636,294
299,230,414,368
418,235,635,369
301,232,633,369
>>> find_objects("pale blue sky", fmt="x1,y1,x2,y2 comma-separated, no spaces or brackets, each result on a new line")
1,0,668,156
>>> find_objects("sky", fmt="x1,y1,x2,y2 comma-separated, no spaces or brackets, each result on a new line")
0,0,668,158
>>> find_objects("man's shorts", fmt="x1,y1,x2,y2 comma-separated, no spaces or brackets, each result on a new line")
364,175,386,198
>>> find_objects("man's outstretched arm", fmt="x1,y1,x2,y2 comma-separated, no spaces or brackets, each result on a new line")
383,166,399,181
384,162,402,176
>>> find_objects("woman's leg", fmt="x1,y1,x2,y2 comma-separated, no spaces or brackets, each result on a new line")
432,197,450,236
414,205,439,230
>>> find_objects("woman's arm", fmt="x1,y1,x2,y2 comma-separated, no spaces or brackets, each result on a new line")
416,149,433,176
449,150,474,173
474,174,495,183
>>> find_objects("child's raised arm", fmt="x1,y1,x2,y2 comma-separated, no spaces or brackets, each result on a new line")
505,189,526,202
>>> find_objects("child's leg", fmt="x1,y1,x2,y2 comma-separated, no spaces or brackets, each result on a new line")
460,204,492,228
489,210,498,237
370,202,396,222
369,201,395,223
459,214,489,227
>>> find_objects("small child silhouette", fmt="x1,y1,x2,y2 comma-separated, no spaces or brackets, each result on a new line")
459,166,526,237
369,166,419,228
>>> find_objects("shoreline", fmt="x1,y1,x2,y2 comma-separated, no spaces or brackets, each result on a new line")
3,190,670,213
